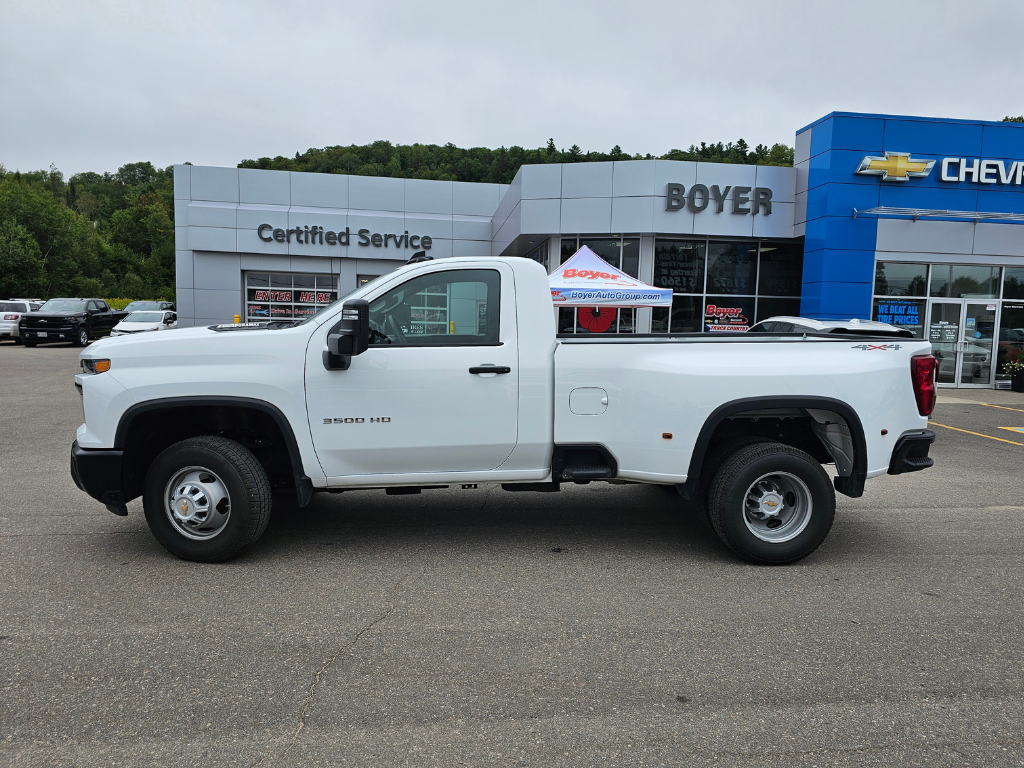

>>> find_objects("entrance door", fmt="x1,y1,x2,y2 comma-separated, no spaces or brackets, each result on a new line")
929,302,962,387
305,265,520,479
959,302,998,387
928,301,998,387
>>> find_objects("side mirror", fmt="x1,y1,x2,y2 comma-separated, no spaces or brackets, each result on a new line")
323,299,369,370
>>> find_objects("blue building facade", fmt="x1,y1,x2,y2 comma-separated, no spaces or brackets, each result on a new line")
795,112,1024,387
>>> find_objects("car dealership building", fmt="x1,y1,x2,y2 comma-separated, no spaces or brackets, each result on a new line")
173,111,1024,388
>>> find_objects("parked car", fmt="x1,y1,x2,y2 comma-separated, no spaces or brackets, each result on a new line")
0,300,43,343
110,310,177,336
71,257,936,566
122,300,176,313
19,299,129,347
747,316,915,337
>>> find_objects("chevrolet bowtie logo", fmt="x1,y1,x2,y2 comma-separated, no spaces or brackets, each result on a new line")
856,152,935,182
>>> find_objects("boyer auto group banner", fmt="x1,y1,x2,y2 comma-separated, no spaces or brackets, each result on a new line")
548,246,673,307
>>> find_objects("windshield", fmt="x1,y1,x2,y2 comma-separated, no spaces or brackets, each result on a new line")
0,302,26,312
126,312,165,323
124,301,161,311
40,300,86,312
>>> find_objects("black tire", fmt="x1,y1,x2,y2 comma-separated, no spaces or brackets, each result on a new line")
143,436,272,562
13,337,22,345
22,338,37,347
692,436,772,516
706,441,835,565
73,326,89,347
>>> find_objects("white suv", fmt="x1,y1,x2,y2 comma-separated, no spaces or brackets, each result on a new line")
0,300,43,343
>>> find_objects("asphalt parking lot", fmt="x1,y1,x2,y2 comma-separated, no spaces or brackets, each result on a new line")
1,341,1023,767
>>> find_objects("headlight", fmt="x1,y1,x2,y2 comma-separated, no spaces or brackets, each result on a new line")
81,358,111,374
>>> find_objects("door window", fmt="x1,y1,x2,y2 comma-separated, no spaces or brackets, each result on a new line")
368,269,500,347
929,302,961,385
960,303,996,385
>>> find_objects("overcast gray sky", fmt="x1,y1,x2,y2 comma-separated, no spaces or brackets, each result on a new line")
2,0,1023,176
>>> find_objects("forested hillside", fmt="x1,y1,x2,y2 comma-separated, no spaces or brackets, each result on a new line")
238,138,794,183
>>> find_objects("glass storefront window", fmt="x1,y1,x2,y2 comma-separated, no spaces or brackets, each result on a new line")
756,297,802,322
653,240,705,293
873,298,926,338
930,265,949,297
581,238,622,269
706,242,758,295
558,307,576,333
1003,267,1024,300
758,242,803,297
658,296,703,333
560,238,578,264
245,272,338,323
952,265,1000,298
704,296,755,332
997,302,1024,381
875,262,928,297
932,265,1001,298
622,239,640,279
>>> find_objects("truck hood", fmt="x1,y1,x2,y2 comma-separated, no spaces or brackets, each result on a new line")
84,321,313,356
22,311,86,321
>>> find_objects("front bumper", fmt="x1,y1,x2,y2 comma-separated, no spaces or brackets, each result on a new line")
70,440,128,515
887,429,936,475
22,327,73,341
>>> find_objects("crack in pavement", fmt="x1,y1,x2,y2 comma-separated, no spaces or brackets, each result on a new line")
250,565,423,768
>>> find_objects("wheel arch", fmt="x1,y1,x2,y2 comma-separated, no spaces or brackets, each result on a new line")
115,396,314,506
684,396,868,499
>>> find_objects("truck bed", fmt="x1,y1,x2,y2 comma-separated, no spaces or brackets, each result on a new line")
553,333,931,484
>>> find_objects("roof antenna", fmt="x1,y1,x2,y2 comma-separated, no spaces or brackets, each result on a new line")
407,250,432,264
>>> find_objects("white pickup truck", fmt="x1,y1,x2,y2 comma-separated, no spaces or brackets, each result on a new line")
71,257,937,565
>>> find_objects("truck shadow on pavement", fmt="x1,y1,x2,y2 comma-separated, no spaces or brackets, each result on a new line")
247,483,749,565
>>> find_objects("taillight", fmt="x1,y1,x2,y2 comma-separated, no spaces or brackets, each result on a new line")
3,314,16,320
910,354,937,416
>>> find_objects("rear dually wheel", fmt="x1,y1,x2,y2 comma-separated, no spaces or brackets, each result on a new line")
706,441,835,565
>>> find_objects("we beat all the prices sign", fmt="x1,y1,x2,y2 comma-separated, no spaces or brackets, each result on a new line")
251,290,333,303
705,304,749,332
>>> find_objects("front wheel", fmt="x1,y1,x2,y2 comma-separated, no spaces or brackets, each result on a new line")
143,436,272,562
73,326,89,347
706,441,835,565
22,338,37,347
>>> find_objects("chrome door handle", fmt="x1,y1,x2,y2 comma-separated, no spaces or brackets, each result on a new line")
469,366,511,374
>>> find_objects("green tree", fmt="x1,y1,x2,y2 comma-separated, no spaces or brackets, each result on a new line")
0,174,101,296
1003,115,1024,123
0,219,47,297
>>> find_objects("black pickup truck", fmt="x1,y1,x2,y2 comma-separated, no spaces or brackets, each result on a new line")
19,299,128,347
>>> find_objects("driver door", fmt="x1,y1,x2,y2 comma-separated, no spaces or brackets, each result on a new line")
305,264,519,478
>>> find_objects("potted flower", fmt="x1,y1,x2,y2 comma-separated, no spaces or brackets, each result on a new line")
1005,358,1024,393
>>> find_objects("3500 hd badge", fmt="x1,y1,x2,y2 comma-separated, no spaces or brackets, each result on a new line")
322,417,391,424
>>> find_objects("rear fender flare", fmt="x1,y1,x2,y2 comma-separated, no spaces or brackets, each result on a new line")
683,396,868,499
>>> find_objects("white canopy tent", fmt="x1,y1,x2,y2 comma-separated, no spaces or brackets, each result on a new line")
547,246,673,308
547,246,673,333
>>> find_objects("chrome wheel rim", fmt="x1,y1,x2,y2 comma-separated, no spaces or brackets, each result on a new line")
164,466,231,540
742,471,812,543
